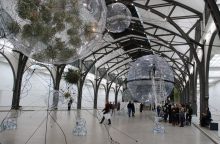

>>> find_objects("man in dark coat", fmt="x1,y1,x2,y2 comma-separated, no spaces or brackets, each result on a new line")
100,102,111,125
127,101,132,117
131,102,135,117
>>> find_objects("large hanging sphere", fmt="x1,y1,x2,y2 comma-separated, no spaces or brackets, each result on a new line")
122,89,133,102
0,0,106,64
127,54,174,103
106,2,131,33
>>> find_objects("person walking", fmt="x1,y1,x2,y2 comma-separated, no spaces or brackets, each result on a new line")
140,103,144,112
100,102,111,125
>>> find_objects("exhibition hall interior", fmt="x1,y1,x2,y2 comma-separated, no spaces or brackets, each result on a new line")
0,0,220,144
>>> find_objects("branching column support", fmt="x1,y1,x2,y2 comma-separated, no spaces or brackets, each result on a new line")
189,73,194,104
180,87,186,104
106,71,127,103
198,64,207,119
192,66,198,115
182,84,187,104
52,64,66,109
77,78,83,109
186,82,190,104
77,59,83,109
11,53,28,109
198,45,208,122
105,74,110,103
115,84,122,104
93,67,99,109
204,0,220,37
77,59,95,109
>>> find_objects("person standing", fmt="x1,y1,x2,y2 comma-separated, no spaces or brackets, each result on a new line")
179,107,185,127
140,103,144,112
68,98,73,111
186,104,193,125
163,103,169,122
111,102,116,116
131,102,135,117
100,102,111,125
127,101,132,117
157,105,161,117
117,102,120,111
201,107,212,127
152,63,156,77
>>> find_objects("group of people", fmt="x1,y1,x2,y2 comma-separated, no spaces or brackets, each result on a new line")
92,99,212,128
127,101,136,117
156,103,193,127
158,102,213,127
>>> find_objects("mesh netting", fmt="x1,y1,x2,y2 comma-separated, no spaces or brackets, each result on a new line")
127,54,174,103
0,0,106,64
106,2,131,33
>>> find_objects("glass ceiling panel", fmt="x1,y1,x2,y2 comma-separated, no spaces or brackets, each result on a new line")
210,54,220,67
0,39,14,49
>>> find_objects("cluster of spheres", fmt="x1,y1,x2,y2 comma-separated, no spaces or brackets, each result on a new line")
0,1,133,64
106,2,131,33
127,54,174,103
0,0,106,64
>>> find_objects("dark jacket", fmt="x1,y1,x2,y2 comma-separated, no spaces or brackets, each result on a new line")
131,103,135,113
103,103,110,114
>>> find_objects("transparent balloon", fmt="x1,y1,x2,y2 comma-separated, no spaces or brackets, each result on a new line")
0,0,106,64
106,2,131,33
127,54,174,103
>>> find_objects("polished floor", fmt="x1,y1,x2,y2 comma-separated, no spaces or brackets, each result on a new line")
0,108,216,144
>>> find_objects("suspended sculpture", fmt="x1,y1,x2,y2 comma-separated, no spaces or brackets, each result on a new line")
122,89,133,102
106,2,131,33
127,54,174,103
0,0,106,64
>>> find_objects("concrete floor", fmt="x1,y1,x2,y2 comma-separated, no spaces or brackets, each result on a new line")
0,109,216,144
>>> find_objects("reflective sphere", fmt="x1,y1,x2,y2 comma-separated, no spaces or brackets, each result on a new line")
0,0,106,64
106,2,131,33
127,54,174,103
122,89,133,102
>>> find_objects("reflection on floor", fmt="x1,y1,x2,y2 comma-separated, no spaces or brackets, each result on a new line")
0,109,216,144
